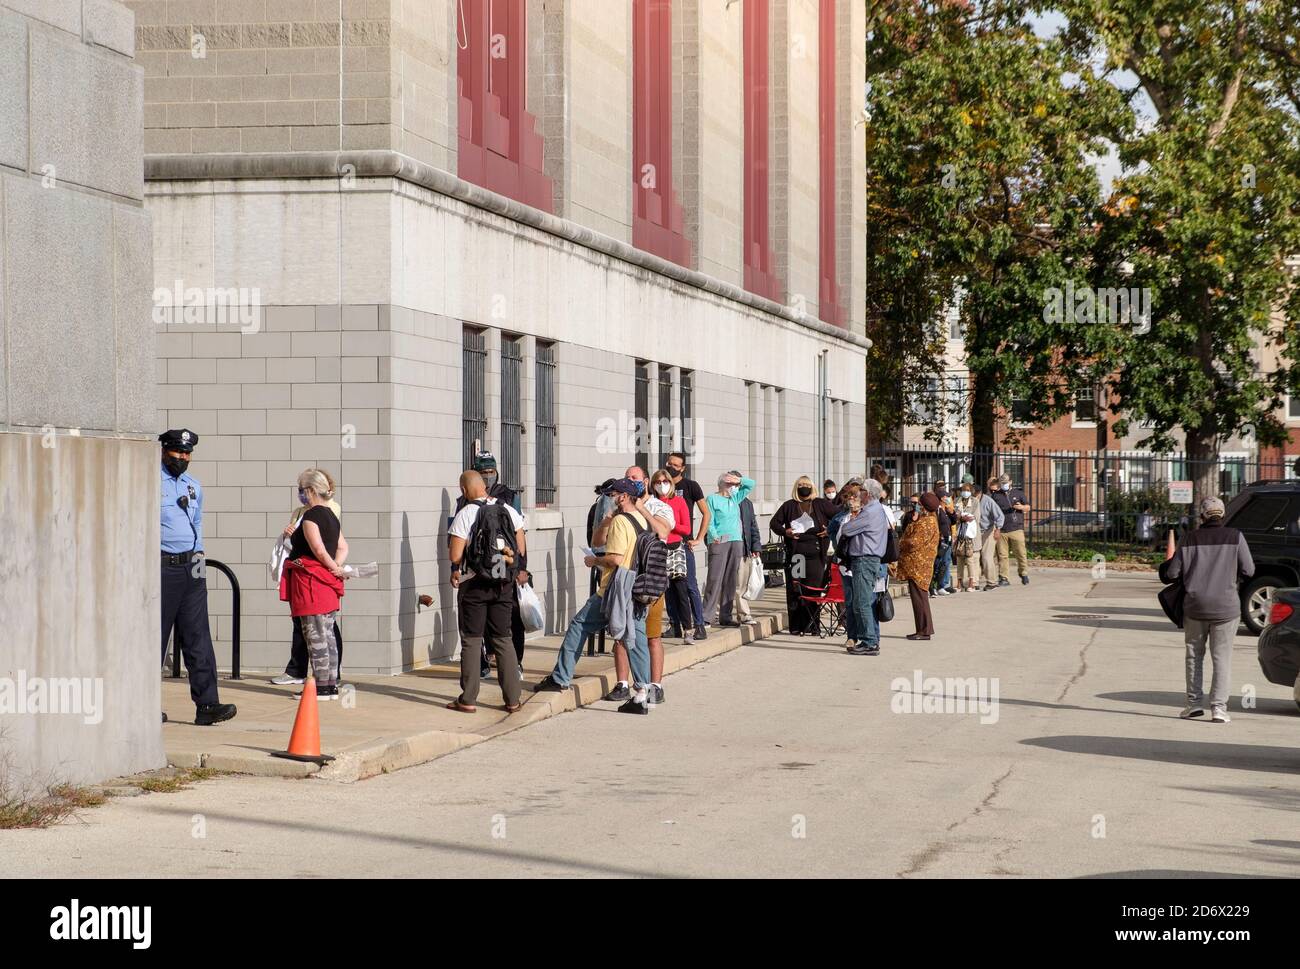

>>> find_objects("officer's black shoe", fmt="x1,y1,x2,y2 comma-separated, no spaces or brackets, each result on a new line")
195,703,237,726
162,712,168,723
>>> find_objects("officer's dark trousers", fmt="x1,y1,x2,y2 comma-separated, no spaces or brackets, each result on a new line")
161,562,220,706
286,619,344,680
482,598,526,668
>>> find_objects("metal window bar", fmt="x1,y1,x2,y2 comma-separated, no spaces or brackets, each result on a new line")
679,369,693,474
535,342,556,505
658,366,673,470
462,327,487,470
500,336,523,497
634,360,650,472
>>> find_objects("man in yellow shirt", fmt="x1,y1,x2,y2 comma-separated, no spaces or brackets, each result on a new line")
536,479,652,712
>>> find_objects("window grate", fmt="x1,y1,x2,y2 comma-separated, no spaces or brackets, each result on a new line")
462,326,487,471
679,369,694,475
635,360,650,473
500,336,523,499
535,342,556,505
658,366,673,471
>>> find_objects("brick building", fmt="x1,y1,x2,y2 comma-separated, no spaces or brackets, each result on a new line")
125,0,869,674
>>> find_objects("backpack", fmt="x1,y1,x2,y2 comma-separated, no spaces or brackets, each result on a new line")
619,512,669,604
464,500,520,582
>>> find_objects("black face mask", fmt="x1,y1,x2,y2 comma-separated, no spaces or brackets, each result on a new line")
163,455,189,477
797,487,813,499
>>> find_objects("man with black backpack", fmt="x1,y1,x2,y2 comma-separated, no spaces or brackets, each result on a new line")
447,470,526,714
537,478,658,714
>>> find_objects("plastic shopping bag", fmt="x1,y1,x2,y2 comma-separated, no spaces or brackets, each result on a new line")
742,556,765,601
518,581,546,632
268,535,291,582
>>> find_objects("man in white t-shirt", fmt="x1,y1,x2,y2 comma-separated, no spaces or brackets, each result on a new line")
446,471,527,713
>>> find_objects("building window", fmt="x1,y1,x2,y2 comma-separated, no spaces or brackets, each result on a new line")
946,374,968,425
534,342,556,506
912,377,940,425
658,366,674,470
1010,396,1032,425
635,360,651,472
680,369,694,475
1073,386,1098,424
1288,396,1300,420
1002,458,1025,490
817,0,843,326
1123,457,1152,492
462,326,488,470
632,0,690,266
1052,458,1076,510
456,0,553,211
742,0,779,300
500,335,523,498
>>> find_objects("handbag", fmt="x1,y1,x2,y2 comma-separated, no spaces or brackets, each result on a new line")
1157,580,1185,629
665,543,688,580
873,590,895,623
882,526,899,564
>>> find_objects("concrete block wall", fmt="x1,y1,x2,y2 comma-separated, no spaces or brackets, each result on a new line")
1,0,163,791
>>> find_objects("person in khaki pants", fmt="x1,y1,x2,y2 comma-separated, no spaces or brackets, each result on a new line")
992,473,1032,585
979,477,1005,591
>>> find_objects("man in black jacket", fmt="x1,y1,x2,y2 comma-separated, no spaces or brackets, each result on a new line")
1158,496,1254,723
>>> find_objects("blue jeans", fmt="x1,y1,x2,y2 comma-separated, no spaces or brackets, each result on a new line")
552,593,650,687
848,555,882,647
932,542,952,591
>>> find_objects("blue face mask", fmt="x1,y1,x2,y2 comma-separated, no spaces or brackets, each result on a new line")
633,479,646,497
298,490,309,505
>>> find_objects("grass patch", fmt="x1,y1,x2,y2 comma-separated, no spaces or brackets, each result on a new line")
130,767,220,794
0,784,108,830
1028,543,1164,568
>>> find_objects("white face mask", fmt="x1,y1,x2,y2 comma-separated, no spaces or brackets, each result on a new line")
825,491,837,500
655,482,672,496
961,491,971,499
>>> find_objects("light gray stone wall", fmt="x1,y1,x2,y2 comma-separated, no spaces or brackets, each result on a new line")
0,0,162,794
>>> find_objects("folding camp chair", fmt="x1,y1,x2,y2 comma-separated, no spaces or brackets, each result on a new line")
797,564,847,638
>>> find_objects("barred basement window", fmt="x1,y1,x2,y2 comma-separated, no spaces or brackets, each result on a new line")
679,369,694,475
500,335,523,499
535,342,556,505
658,366,673,470
463,326,487,470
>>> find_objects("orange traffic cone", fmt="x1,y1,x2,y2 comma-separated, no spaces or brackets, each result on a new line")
272,676,335,764
1166,528,1176,560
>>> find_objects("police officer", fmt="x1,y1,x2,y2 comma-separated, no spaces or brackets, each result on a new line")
160,429,237,726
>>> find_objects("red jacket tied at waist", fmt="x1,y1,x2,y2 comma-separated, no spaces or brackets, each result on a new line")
280,556,345,617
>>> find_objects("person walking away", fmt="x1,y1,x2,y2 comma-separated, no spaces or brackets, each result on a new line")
664,452,710,640
837,479,890,655
158,429,237,725
274,468,343,687
952,480,982,591
769,476,838,635
702,472,756,627
446,471,525,713
604,466,674,705
735,476,764,623
454,451,529,680
1159,497,1254,723
992,472,1032,586
280,469,350,701
536,479,653,713
979,477,1006,591
892,493,941,640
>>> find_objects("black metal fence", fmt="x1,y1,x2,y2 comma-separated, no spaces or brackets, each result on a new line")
870,445,1295,549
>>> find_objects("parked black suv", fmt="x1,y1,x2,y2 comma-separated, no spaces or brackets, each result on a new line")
1221,480,1300,634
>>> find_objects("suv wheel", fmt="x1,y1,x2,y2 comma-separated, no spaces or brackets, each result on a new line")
1242,576,1280,635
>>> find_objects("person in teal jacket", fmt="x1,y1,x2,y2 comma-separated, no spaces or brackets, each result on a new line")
702,471,755,627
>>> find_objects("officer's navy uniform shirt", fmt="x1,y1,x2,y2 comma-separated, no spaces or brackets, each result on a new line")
161,465,204,553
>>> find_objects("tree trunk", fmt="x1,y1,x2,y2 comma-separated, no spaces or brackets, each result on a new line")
971,371,998,483
1185,424,1219,529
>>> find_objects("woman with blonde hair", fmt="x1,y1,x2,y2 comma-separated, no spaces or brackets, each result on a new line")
273,469,344,686
769,475,839,635
278,469,350,699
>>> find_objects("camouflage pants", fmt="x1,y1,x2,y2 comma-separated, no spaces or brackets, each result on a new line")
299,611,340,690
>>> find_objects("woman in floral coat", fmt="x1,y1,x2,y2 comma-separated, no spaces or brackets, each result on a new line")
891,492,940,640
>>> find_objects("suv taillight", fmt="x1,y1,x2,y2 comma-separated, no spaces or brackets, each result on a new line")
1268,602,1293,625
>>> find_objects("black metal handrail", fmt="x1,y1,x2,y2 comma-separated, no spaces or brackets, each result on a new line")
170,557,241,680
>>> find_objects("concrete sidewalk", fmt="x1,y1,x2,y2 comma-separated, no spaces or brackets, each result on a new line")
163,589,815,781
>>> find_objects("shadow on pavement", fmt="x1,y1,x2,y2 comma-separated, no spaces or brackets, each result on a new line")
1172,784,1300,813
1047,617,1180,633
1098,690,1299,717
1021,735,1300,775
1077,869,1281,879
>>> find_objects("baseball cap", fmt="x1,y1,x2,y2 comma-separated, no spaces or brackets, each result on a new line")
1199,496,1226,518
601,478,640,497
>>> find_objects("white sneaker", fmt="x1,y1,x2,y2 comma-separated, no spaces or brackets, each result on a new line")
271,674,305,685
1211,706,1230,723
1179,706,1205,719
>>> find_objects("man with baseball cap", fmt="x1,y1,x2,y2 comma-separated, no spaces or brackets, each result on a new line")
1158,496,1254,723
158,429,236,726
536,478,653,714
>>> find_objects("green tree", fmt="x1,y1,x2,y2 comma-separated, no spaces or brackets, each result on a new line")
1054,0,1300,507
864,0,1128,459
